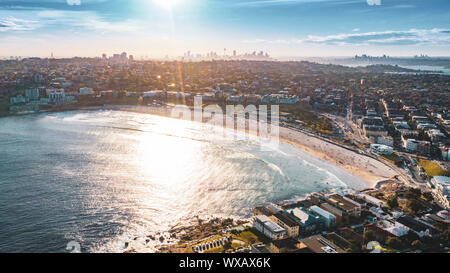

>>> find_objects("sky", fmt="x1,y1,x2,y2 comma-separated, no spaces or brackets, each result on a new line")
0,0,449,58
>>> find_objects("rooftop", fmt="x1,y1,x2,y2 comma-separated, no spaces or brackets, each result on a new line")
299,235,345,253
255,215,286,234
327,194,360,211
272,212,299,228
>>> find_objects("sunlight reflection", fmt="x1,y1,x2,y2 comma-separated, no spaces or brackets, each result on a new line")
136,117,203,190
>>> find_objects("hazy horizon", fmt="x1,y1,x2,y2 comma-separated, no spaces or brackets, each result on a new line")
0,0,449,58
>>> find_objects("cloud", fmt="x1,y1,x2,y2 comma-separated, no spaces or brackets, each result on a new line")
0,16,39,31
301,29,450,45
366,0,381,6
36,10,141,32
235,0,352,7
0,8,142,34
67,0,81,5
242,29,450,46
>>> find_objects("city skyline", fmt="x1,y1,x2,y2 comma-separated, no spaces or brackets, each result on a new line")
0,0,449,58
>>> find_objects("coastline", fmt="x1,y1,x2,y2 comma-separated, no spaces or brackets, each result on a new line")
109,104,398,188
279,127,397,188
35,104,398,189
1,104,403,253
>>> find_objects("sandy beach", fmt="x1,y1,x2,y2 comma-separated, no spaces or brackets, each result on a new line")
278,127,398,188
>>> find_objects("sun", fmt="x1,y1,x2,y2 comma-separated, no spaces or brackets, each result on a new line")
153,0,180,10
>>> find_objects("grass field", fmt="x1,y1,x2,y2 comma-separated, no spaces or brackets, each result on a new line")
381,153,402,167
417,159,450,177
233,228,271,245
280,105,333,135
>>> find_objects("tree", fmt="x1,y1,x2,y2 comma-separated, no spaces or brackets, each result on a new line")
411,240,423,249
386,236,403,250
442,226,450,242
223,240,232,252
405,230,419,243
422,192,434,202
363,230,376,242
387,196,399,209
407,199,424,214
406,188,421,199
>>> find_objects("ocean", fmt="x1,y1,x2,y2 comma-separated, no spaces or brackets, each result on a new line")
0,110,367,252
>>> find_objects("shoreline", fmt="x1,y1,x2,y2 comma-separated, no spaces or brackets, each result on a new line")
278,128,397,188
106,104,398,188
30,103,399,189
1,104,403,253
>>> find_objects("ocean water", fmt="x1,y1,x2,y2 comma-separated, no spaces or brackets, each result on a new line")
0,110,367,253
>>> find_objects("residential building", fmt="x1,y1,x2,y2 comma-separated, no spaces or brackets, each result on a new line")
370,144,393,155
439,146,449,161
10,95,27,105
262,94,299,104
326,194,362,217
402,137,431,154
269,212,300,238
253,215,287,240
378,220,409,237
358,193,385,207
298,235,345,253
309,205,336,228
286,207,321,232
396,215,431,238
251,243,271,253
269,238,302,253
376,136,394,147
25,88,39,101
254,206,274,217
79,87,94,95
429,176,450,209
320,202,347,225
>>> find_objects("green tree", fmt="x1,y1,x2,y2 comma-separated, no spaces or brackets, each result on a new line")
387,196,399,209
406,188,421,199
386,236,403,250
442,227,450,242
411,240,423,249
363,230,376,242
407,199,424,213
422,192,434,202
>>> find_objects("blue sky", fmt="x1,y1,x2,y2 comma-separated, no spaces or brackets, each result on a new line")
0,0,449,57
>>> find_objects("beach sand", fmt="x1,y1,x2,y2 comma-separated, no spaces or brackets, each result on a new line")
278,127,398,188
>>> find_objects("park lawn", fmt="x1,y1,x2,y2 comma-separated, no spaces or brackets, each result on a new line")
234,229,270,245
381,153,402,166
280,105,333,135
204,246,224,253
417,159,450,177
